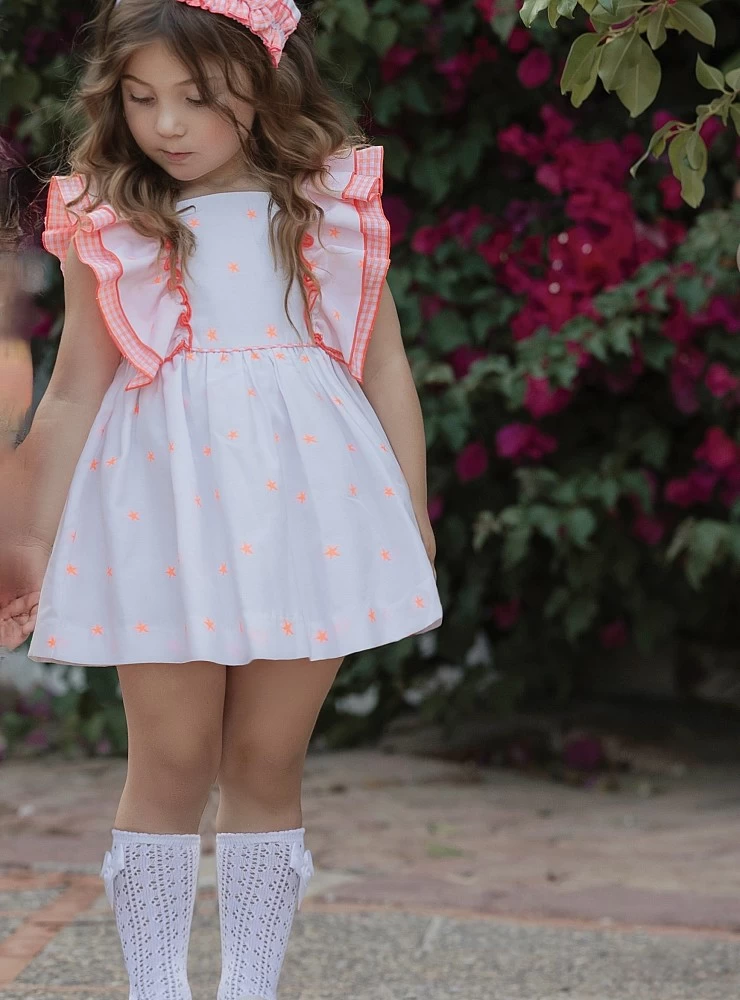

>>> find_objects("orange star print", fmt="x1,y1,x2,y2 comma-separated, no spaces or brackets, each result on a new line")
325,546,340,559
282,620,294,636
135,623,149,634
316,630,329,643
166,567,177,578
91,625,104,636
228,262,240,273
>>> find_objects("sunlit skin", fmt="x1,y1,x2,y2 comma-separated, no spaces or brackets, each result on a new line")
121,39,261,197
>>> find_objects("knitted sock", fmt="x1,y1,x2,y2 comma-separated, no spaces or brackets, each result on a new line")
100,828,201,1000
216,827,314,1000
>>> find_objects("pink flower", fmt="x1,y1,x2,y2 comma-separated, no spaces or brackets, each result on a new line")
700,117,725,147
456,441,489,482
411,225,447,255
492,597,522,630
421,294,446,321
380,45,417,84
427,495,444,523
517,48,552,89
705,363,739,398
694,296,740,334
475,0,497,19
498,124,543,164
495,423,558,462
632,514,665,546
479,230,513,267
662,303,695,346
694,427,738,472
448,205,485,247
659,174,683,211
449,345,488,379
664,469,719,506
719,464,740,507
599,620,628,650
507,25,531,54
382,195,412,246
652,109,674,132
523,375,572,418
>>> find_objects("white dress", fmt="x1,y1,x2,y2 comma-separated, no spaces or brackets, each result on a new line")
28,148,443,666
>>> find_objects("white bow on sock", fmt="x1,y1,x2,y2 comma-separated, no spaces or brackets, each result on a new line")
100,828,201,1000
216,827,313,1000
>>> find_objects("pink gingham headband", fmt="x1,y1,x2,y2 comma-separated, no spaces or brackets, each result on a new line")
115,0,301,67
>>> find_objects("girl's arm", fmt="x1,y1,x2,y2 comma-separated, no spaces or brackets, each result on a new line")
360,281,436,571
11,242,122,549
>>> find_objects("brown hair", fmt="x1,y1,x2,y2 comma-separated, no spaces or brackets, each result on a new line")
60,0,363,329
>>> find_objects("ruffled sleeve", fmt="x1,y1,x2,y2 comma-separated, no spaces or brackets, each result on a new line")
42,174,192,392
302,146,391,383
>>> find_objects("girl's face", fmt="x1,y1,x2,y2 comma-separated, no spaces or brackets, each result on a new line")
121,39,256,188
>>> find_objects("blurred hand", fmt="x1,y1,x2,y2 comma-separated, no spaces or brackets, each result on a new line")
0,542,48,652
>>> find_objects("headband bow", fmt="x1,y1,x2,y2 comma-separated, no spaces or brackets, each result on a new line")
116,0,301,67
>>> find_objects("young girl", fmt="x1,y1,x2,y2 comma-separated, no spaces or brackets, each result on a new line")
0,0,442,997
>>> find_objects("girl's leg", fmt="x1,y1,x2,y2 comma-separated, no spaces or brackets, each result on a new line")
116,660,226,832
103,661,227,1000
214,655,343,1000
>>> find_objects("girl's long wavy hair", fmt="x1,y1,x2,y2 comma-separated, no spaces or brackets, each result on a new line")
62,0,363,327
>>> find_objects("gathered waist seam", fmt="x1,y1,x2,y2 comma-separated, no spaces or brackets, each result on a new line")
188,343,321,355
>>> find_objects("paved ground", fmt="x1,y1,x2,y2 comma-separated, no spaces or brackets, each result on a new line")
0,748,739,998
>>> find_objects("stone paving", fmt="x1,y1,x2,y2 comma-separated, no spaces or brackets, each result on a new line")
0,749,739,998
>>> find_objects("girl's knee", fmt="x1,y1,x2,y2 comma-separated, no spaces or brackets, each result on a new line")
218,735,307,790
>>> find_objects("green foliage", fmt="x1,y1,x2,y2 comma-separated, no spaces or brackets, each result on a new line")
522,0,740,205
0,0,739,751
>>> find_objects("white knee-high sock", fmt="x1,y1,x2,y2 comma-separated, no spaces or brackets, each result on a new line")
100,828,201,1000
216,827,314,1000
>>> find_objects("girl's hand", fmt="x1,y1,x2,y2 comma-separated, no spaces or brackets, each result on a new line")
0,543,49,652
412,503,437,581
0,592,41,652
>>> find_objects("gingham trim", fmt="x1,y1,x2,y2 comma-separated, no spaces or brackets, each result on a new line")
176,0,300,66
343,146,391,382
42,175,171,391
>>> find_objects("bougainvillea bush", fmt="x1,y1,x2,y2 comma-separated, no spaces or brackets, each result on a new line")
0,0,739,752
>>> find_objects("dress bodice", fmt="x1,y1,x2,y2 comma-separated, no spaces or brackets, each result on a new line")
175,192,309,351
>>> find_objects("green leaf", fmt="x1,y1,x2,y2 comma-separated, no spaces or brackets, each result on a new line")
562,507,597,548
630,120,681,175
561,34,602,93
336,0,372,41
366,18,400,55
571,53,603,107
614,38,661,117
684,131,707,172
667,2,716,45
491,11,520,42
645,6,669,49
520,0,550,26
599,32,640,93
695,55,726,93
502,524,533,570
564,594,598,643
557,0,579,15
726,67,740,91
669,131,707,207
